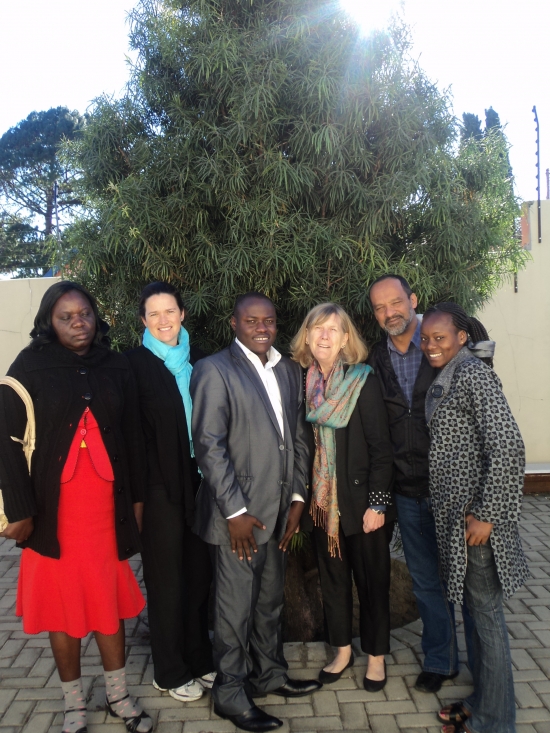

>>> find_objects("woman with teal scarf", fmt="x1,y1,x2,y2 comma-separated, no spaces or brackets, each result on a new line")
291,304,394,692
126,282,215,704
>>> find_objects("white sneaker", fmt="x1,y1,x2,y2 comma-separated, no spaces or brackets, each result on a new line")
197,671,216,689
153,679,203,701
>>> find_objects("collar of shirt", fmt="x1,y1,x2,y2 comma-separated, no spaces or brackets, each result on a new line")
235,338,282,369
387,316,422,356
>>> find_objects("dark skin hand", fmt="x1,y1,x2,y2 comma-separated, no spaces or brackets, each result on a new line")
133,502,144,533
228,513,266,561
279,501,304,552
0,517,34,542
465,515,493,546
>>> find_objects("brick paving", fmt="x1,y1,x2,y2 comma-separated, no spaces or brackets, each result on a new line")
1,493,549,733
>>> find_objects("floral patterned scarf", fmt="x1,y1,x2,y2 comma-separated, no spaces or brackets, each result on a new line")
306,359,371,557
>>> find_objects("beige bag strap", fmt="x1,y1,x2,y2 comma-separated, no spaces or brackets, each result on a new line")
0,377,35,473
0,377,35,531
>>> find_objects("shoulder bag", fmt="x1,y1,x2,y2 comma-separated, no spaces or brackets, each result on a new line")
0,377,36,531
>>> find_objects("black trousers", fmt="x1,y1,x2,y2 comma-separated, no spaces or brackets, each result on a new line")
313,521,394,656
141,486,214,689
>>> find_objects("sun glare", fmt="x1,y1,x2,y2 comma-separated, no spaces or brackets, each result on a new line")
339,0,401,35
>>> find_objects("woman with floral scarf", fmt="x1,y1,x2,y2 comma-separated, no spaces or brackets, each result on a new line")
291,304,394,692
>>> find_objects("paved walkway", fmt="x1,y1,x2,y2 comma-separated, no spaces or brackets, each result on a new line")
1,493,550,733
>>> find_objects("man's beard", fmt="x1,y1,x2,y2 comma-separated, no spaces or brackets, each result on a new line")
384,310,415,336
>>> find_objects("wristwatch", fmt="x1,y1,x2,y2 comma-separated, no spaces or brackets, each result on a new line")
371,506,386,515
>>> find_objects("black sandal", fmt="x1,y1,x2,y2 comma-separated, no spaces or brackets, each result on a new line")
106,695,153,733
437,701,470,725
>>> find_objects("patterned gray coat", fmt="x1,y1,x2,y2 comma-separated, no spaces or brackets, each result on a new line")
425,347,529,604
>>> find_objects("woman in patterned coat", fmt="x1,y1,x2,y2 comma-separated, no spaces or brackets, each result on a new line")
420,302,529,733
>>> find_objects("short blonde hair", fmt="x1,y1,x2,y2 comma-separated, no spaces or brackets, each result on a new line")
290,303,368,368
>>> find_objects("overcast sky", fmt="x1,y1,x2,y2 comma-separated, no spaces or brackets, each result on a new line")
0,0,547,203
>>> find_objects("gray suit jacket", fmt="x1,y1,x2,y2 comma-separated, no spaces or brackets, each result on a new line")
190,341,310,545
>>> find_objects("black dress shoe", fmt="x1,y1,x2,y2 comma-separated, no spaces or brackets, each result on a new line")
214,705,283,732
271,678,323,697
415,670,459,693
319,652,355,684
363,661,387,693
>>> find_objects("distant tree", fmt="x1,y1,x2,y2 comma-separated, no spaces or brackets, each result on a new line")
485,106,501,132
0,214,51,277
0,107,85,276
64,0,525,352
461,112,483,141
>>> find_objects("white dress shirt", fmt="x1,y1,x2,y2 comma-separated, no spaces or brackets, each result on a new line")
226,339,304,519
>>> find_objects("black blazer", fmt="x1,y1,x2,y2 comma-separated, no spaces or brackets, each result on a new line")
303,369,395,537
0,342,145,560
125,344,203,525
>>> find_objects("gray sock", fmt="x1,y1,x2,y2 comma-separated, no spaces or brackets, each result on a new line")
104,667,151,733
60,678,86,733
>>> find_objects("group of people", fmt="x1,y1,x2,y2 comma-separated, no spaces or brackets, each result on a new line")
0,275,528,733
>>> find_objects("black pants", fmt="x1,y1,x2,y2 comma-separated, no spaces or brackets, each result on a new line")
141,486,214,689
313,521,394,656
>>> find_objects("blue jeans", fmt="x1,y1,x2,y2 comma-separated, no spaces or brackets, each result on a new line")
463,541,515,733
395,493,459,675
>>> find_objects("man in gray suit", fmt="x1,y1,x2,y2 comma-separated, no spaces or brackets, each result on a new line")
190,293,321,733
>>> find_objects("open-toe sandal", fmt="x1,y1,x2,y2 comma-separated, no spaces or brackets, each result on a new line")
437,701,470,725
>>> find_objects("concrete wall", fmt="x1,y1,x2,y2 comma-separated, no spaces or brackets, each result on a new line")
479,200,550,466
0,277,60,377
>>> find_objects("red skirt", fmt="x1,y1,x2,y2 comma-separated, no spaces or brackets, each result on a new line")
16,445,145,637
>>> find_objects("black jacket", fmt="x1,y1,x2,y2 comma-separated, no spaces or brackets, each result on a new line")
367,336,437,498
125,344,203,525
0,342,146,560
303,369,395,537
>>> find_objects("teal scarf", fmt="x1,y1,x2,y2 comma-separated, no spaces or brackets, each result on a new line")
142,326,195,457
306,359,371,556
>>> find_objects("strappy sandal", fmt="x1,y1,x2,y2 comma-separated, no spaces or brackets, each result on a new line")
437,701,470,725
106,695,153,733
441,724,471,733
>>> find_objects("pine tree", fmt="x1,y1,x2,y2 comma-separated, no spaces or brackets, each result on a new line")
64,0,524,351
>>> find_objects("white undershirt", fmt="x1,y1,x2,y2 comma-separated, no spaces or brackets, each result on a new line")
226,339,304,519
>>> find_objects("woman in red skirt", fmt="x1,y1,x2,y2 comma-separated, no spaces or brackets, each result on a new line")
0,281,152,733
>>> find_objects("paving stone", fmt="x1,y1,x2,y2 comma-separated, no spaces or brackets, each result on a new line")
512,648,541,670
384,676,411,701
290,716,342,730
263,703,313,718
366,700,417,716
155,723,184,733
20,713,54,733
513,670,549,682
1,699,34,726
312,691,339,716
409,688,439,713
337,689,386,703
516,707,550,723
183,720,237,732
0,687,17,713
515,682,544,708
158,707,211,722
305,641,328,662
338,702,368,729
369,715,400,733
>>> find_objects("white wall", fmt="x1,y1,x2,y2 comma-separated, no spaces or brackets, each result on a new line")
0,277,60,376
479,200,550,465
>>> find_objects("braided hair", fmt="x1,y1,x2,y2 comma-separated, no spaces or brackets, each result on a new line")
423,302,493,367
